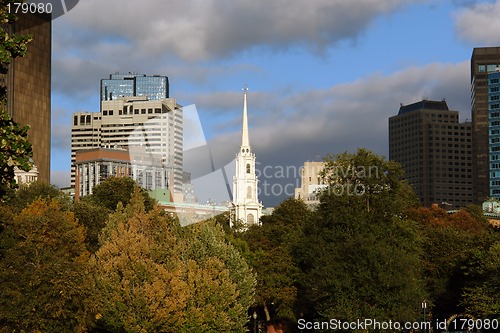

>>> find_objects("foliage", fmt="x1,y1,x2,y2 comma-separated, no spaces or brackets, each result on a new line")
320,148,419,212
405,205,495,320
461,241,500,318
5,181,71,211
0,198,92,332
85,176,156,212
92,187,255,332
296,149,425,325
239,198,311,320
73,199,111,253
0,0,34,198
182,222,256,332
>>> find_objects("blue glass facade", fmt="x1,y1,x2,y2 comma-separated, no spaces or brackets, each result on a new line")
100,73,169,101
489,71,500,198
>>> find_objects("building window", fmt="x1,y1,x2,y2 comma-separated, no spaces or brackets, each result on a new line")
246,164,250,173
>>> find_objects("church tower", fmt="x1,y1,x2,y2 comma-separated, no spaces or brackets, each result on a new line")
231,86,262,227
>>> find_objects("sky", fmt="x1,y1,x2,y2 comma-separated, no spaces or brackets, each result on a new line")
50,0,500,206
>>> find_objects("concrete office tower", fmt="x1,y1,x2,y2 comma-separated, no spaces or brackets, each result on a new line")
471,47,500,203
294,161,327,205
101,73,169,102
232,87,262,226
1,13,52,183
389,100,473,209
71,96,183,197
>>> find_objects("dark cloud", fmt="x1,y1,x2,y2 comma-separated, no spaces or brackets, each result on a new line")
58,0,421,61
186,61,470,206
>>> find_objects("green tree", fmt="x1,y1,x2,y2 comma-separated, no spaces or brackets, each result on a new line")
296,149,425,326
461,241,500,318
183,222,256,332
85,176,156,211
0,198,92,332
0,0,34,197
73,200,111,253
6,181,71,211
240,198,311,320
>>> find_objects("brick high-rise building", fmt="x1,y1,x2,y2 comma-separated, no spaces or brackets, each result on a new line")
1,13,52,182
389,100,473,208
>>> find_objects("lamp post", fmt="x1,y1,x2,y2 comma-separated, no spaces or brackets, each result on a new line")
253,311,257,333
421,300,427,333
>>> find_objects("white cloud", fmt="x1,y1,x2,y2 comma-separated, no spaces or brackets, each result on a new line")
454,0,500,45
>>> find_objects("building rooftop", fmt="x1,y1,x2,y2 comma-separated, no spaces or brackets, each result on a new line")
398,100,449,115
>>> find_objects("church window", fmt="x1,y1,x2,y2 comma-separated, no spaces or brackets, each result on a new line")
246,164,250,173
247,186,252,199
247,213,255,224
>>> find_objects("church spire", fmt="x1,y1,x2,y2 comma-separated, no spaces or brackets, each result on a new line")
241,85,250,148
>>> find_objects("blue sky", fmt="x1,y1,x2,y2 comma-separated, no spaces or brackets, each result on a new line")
50,0,500,206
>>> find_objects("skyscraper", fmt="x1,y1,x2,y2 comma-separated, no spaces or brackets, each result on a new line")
487,70,500,198
101,73,169,102
71,96,183,195
1,12,52,183
231,87,262,226
389,100,473,208
471,47,500,203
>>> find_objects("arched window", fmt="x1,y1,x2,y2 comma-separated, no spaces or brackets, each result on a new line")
246,164,251,173
247,186,253,199
247,213,255,224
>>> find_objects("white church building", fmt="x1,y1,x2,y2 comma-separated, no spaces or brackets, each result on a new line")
231,87,263,226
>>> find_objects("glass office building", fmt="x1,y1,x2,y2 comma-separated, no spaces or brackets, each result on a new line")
101,73,169,102
488,71,500,198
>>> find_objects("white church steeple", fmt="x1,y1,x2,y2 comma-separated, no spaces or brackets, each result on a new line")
241,85,250,149
231,86,262,227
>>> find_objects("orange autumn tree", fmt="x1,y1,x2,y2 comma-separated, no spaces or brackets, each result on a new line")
406,205,495,321
0,199,92,332
91,187,255,333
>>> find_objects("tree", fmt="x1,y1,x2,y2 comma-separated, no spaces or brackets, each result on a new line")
92,187,255,332
6,181,72,211
406,205,497,321
73,200,111,253
90,189,186,332
0,198,92,332
182,222,256,332
0,0,34,197
239,198,311,320
296,149,425,325
461,241,500,318
85,176,156,211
